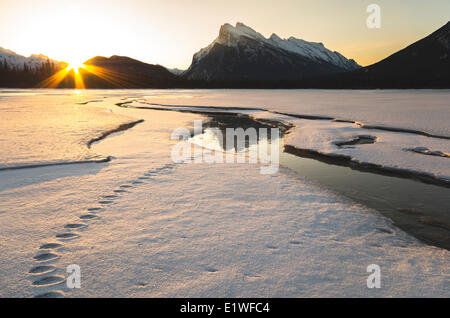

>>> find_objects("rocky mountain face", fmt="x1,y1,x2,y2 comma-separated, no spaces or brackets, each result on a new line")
183,23,360,82
1,21,449,88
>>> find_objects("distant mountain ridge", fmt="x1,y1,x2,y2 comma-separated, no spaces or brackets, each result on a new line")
0,47,61,70
80,55,178,88
1,21,449,88
0,47,65,88
314,21,450,88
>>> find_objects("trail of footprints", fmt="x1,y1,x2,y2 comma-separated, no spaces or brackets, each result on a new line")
27,159,325,296
27,163,178,298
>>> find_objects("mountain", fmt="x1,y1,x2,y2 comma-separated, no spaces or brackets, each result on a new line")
0,47,61,70
321,21,450,88
267,33,360,71
2,21,449,89
167,68,185,76
0,47,65,88
183,23,360,82
80,55,179,88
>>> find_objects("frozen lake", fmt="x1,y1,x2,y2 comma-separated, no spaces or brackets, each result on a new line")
0,89,448,297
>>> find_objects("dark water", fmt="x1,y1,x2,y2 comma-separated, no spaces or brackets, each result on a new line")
282,152,450,249
203,114,450,250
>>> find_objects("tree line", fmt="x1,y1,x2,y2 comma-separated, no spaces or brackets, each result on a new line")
0,58,63,88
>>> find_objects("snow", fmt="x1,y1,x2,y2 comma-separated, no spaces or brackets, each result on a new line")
219,23,268,45
0,90,449,297
0,93,137,170
259,113,450,182
167,68,185,76
120,93,450,183
62,161,450,297
269,34,360,70
0,47,59,70
138,89,450,138
191,23,360,70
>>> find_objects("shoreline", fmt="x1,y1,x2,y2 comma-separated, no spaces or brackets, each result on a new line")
115,98,450,141
115,100,450,188
283,145,450,189
200,112,450,250
86,119,145,148
1,94,449,297
0,119,145,172
0,156,112,172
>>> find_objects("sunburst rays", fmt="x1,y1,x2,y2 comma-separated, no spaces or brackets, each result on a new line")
36,63,136,89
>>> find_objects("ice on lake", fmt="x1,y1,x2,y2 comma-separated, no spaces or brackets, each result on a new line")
0,89,448,297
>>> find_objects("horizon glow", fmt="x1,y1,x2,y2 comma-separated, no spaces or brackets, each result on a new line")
0,0,449,69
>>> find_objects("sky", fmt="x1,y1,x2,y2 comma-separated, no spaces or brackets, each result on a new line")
0,0,449,69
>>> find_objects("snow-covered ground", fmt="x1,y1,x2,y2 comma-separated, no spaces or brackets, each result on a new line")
250,111,450,184
121,93,450,185
0,90,449,297
0,92,138,170
137,89,450,137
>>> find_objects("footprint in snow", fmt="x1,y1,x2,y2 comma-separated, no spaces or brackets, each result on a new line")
87,207,103,212
56,232,80,240
64,223,87,229
244,274,264,282
29,265,56,275
32,275,65,287
39,243,63,250
102,195,118,199
34,291,65,298
98,200,114,205
33,253,60,262
204,266,218,273
79,214,99,220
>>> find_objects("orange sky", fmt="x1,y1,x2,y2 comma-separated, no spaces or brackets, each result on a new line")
0,0,449,69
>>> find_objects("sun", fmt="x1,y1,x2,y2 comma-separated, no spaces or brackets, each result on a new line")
66,62,86,74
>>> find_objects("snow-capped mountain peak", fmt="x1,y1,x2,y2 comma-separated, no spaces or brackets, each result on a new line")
269,33,282,42
0,46,59,70
270,35,360,70
0,47,17,55
217,22,267,46
270,33,359,71
192,23,268,64
191,22,360,71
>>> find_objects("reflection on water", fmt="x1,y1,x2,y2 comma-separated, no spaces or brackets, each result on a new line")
201,114,450,250
190,114,282,154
